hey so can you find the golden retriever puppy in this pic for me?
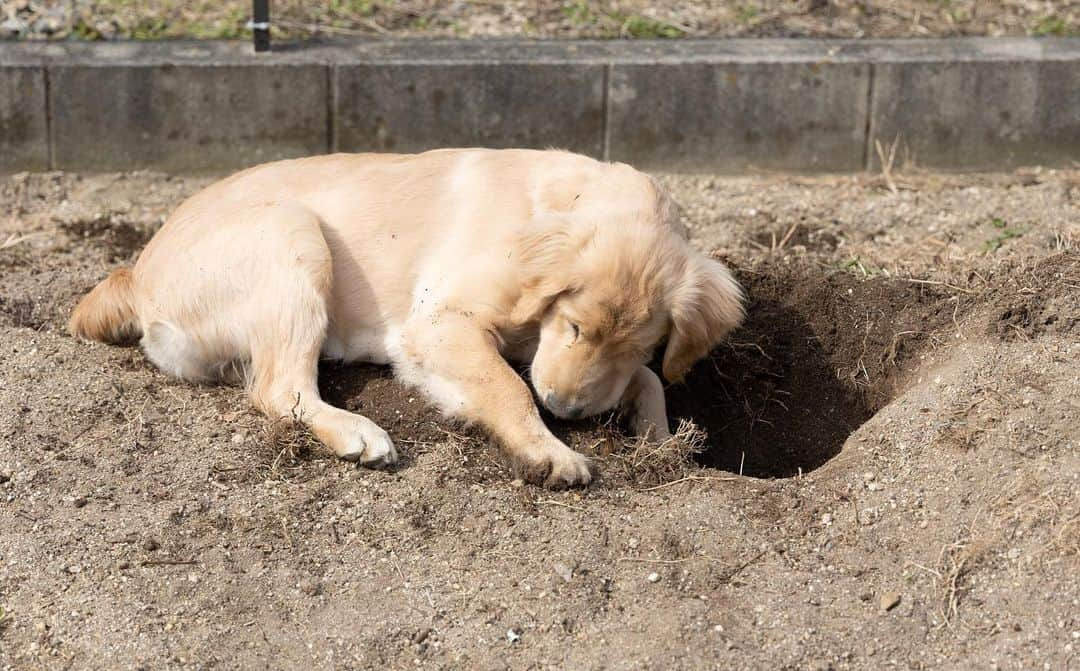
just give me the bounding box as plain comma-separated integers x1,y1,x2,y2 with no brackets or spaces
70,149,744,487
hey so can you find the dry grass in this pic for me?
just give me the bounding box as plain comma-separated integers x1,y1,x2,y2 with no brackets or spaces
935,534,987,629
925,476,1080,629
233,408,715,490
249,415,323,481
991,478,1080,559
604,419,709,487
227,410,723,490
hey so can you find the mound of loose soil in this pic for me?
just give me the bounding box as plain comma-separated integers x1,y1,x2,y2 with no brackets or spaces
1,169,1077,670
672,254,1077,477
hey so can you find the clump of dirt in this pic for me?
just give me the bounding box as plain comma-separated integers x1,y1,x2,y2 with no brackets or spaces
597,420,708,487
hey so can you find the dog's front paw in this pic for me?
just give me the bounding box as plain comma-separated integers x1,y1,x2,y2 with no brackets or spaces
515,441,593,489
336,416,399,468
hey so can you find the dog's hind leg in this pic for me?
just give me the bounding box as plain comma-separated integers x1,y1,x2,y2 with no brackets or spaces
247,335,397,467
229,205,397,467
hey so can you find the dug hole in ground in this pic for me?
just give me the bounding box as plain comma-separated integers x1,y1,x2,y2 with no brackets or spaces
0,167,1077,669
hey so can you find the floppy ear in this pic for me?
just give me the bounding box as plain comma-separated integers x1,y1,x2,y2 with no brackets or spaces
662,254,745,383
510,224,578,324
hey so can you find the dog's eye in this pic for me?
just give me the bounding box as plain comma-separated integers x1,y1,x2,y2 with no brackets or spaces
570,322,581,340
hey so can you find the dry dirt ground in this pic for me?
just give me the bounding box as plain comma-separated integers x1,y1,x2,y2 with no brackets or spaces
3,0,1077,40
0,165,1078,670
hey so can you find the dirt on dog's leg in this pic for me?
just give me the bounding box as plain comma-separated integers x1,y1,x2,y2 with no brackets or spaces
620,366,672,441
400,312,591,488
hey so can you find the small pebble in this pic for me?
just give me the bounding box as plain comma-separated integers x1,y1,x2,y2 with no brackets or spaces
880,591,902,612
552,563,573,583
143,538,160,552
298,578,322,596
73,496,88,508
647,572,661,583
411,627,431,644
506,629,521,644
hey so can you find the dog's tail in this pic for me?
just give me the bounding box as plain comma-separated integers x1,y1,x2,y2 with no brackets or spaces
69,267,141,344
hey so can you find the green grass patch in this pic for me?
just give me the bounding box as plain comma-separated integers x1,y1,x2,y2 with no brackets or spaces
188,7,248,39
131,17,169,40
330,0,376,17
1032,15,1074,36
71,18,105,40
561,2,685,38
562,1,595,26
842,256,879,277
984,218,1023,253
620,15,684,38
737,4,760,24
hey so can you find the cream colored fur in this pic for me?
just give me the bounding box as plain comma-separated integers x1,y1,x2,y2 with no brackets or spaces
69,149,744,488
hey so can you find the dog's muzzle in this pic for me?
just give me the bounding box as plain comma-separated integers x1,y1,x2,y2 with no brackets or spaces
544,393,585,420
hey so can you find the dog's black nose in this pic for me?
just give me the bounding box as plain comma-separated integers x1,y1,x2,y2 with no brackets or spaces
545,393,583,419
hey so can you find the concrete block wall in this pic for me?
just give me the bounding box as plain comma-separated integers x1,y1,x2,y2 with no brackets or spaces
0,38,1077,174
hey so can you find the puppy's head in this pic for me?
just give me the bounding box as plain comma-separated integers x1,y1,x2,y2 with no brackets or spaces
515,169,744,420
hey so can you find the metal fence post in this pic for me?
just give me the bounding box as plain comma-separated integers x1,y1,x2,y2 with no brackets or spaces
251,0,270,52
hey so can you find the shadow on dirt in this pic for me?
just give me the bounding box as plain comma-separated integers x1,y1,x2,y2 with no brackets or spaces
665,297,872,478
319,362,451,447
665,260,966,478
